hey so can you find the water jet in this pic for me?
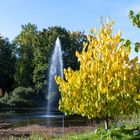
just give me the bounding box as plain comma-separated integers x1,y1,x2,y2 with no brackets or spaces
46,37,64,126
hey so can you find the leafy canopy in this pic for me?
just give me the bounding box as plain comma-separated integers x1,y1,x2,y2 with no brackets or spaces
0,36,15,92
56,19,140,119
128,10,140,52
14,23,38,88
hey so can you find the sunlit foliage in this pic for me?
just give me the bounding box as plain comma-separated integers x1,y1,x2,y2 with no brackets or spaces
56,19,140,120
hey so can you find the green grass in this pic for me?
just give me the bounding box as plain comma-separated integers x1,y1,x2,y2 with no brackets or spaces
20,127,140,140
54,127,140,140
10,127,140,140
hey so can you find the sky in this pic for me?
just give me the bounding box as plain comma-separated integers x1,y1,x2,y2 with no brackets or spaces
0,0,140,60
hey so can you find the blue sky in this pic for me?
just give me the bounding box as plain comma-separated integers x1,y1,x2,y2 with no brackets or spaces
0,0,140,60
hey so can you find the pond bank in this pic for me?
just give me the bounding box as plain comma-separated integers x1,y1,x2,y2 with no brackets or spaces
0,124,97,139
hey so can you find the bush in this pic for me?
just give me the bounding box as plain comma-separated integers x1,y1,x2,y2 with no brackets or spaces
10,87,37,107
0,93,11,107
0,87,46,108
13,87,35,99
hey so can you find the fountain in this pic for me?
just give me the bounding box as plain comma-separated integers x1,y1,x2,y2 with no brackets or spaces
47,37,63,115
44,37,64,126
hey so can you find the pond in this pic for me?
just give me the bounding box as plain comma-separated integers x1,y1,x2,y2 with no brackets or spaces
0,108,91,128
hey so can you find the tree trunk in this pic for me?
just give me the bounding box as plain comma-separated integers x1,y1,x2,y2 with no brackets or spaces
104,116,109,130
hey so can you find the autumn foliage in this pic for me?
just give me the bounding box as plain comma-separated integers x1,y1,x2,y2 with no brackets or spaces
55,19,140,120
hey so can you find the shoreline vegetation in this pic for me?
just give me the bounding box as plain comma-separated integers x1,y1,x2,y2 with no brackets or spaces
0,112,140,139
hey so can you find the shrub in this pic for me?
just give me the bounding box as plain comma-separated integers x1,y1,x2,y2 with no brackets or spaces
0,87,43,108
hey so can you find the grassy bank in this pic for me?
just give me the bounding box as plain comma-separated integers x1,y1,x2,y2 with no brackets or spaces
9,113,140,140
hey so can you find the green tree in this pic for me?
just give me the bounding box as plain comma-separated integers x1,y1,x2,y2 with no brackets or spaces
33,26,86,91
65,31,86,70
33,26,69,91
0,35,15,92
56,20,140,129
13,24,86,91
129,10,140,28
127,10,140,52
14,23,38,88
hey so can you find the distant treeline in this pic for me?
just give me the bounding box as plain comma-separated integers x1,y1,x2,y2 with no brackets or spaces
0,23,87,108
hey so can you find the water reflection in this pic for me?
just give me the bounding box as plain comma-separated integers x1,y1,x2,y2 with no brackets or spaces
0,108,89,128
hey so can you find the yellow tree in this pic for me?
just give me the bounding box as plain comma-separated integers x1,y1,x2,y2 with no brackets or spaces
55,19,140,129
